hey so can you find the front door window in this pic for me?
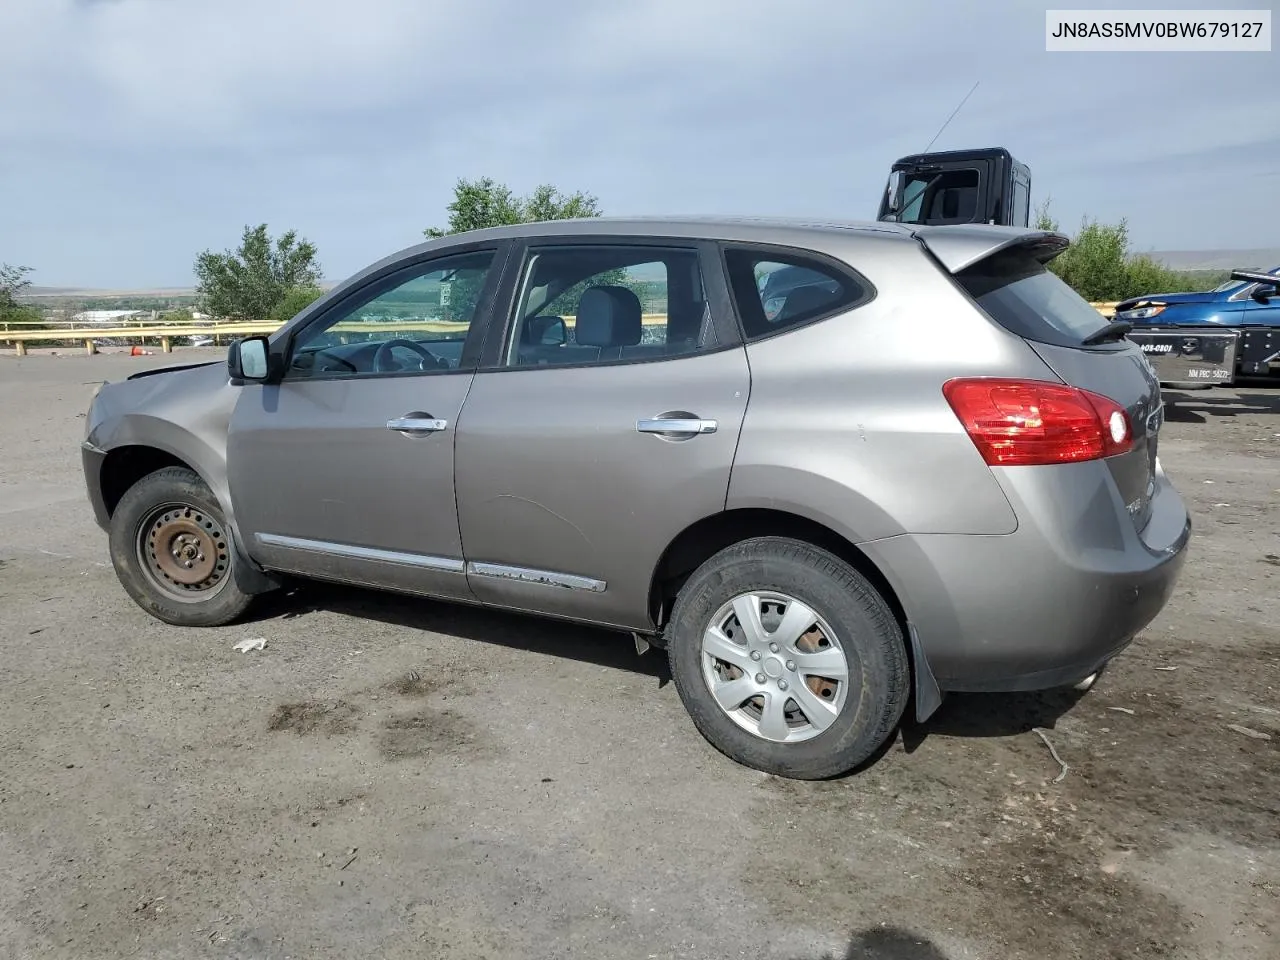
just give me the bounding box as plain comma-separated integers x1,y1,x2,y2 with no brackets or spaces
286,250,496,379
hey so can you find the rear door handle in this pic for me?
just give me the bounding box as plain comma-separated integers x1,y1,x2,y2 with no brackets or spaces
636,417,718,436
387,416,449,435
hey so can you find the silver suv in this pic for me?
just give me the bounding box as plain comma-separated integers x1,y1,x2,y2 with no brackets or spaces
81,217,1191,779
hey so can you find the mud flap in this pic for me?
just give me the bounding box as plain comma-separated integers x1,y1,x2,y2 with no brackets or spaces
227,525,283,596
908,623,943,722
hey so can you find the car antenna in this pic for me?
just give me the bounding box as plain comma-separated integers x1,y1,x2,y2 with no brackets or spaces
921,80,980,154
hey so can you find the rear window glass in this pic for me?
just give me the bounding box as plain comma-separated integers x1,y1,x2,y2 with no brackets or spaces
957,250,1110,347
724,248,870,339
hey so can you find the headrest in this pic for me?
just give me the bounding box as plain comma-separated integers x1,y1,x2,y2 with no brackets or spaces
778,283,838,322
576,286,642,347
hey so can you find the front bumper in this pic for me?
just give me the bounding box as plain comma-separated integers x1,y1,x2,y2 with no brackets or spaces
81,439,111,531
863,461,1191,692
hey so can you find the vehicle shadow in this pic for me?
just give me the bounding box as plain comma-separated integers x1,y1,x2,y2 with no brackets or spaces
898,685,1087,755
250,579,672,684
250,581,1091,750
819,683,1089,778
1164,383,1280,422
800,926,952,959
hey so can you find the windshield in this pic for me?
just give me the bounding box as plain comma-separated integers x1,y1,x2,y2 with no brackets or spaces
888,168,981,224
956,249,1110,348
1211,266,1279,294
896,176,931,222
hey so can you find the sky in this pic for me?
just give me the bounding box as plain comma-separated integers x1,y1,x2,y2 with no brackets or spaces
1,0,1276,289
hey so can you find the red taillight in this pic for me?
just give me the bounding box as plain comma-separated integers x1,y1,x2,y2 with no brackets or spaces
942,378,1133,466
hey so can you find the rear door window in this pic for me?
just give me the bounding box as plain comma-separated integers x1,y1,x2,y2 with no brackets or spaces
503,244,715,367
1011,178,1030,227
956,249,1111,348
723,248,871,339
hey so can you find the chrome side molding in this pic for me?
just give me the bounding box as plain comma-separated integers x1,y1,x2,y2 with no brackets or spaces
467,561,606,593
253,535,606,592
255,533,465,573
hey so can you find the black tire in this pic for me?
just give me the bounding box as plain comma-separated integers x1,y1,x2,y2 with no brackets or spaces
666,536,909,780
108,466,256,627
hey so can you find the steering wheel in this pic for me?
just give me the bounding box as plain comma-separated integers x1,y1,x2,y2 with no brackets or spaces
305,348,357,373
373,338,445,373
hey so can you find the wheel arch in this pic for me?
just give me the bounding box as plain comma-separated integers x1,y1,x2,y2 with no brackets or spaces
93,413,233,521
648,507,908,632
648,507,941,722
96,439,279,596
99,444,197,518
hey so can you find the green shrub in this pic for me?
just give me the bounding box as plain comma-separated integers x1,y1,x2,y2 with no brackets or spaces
1033,199,1222,301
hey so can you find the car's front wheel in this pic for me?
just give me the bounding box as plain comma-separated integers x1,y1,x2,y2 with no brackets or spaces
666,536,909,779
108,466,256,627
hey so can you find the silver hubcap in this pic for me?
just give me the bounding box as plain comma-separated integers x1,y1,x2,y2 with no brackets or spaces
700,591,850,743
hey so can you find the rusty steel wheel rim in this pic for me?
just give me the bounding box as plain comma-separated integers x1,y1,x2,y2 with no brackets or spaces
136,502,231,602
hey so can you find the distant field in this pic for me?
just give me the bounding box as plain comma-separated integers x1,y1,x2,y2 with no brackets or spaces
23,286,197,300
1137,248,1280,271
23,247,1278,300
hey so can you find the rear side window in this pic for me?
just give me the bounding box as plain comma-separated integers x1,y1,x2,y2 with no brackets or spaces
724,248,869,339
957,249,1110,348
1011,179,1030,227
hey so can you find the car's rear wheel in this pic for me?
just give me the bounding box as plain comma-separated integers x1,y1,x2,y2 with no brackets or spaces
108,466,256,627
666,536,909,779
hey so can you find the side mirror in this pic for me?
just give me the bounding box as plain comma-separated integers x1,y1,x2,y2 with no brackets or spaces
884,171,901,214
527,315,567,346
540,317,567,345
228,336,272,383
1251,284,1278,304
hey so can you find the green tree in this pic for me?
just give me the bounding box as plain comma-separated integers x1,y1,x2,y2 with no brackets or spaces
194,224,322,321
1,263,43,325
424,177,623,324
268,284,325,324
521,183,604,225
424,177,602,239
1,263,33,308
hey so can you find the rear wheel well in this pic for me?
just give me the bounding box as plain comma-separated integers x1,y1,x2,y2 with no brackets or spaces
648,508,908,637
100,446,191,517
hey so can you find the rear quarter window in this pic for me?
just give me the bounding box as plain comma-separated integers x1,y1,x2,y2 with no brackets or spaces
723,247,871,340
956,249,1112,348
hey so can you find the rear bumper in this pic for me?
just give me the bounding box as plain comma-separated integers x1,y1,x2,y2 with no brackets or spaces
863,459,1191,692
1126,325,1239,387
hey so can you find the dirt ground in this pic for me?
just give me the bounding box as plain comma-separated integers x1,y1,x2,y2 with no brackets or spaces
1,349,1276,960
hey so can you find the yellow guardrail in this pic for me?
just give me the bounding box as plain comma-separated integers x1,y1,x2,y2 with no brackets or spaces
0,320,476,356
2,321,273,356
2,305,1123,356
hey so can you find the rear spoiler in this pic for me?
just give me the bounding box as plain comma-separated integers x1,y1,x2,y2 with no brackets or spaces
911,225,1069,273
1230,269,1280,290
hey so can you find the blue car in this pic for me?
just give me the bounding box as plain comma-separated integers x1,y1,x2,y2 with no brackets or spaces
1119,267,1280,385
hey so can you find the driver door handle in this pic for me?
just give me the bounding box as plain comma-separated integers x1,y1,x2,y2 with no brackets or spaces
387,415,449,435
